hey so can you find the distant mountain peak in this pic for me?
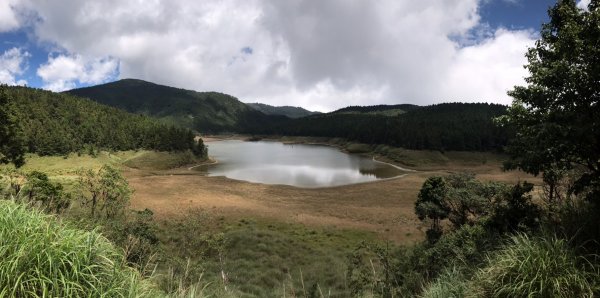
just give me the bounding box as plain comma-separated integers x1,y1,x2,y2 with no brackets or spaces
247,102,320,119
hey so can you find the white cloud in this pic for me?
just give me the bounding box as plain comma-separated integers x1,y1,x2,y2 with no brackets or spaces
12,0,536,111
0,47,29,85
577,0,591,10
0,0,21,32
36,54,119,91
441,29,535,104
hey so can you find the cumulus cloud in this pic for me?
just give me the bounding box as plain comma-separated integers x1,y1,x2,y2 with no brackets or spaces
10,0,536,110
441,29,535,104
36,54,119,91
0,47,29,85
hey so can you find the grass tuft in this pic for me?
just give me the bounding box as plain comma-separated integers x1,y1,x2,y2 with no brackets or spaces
420,267,466,298
0,200,160,297
470,233,599,298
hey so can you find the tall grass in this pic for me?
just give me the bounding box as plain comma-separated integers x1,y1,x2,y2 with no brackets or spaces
0,200,160,297
470,233,599,297
420,267,466,298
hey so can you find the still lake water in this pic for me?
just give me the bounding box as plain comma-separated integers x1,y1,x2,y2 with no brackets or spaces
197,140,405,188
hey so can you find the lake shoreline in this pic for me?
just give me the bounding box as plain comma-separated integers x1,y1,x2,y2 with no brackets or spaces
199,139,406,188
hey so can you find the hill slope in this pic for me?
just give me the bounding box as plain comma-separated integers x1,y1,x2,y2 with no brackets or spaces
247,102,320,118
66,79,283,133
2,85,204,156
331,104,421,116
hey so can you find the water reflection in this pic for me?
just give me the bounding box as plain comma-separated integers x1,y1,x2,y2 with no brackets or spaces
199,140,405,188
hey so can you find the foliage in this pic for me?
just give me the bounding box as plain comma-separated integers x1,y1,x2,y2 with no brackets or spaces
0,87,25,167
21,170,71,213
2,85,206,157
499,0,600,201
0,200,160,297
485,181,541,234
256,103,509,151
471,234,599,297
0,168,25,198
76,165,132,219
415,176,450,242
444,173,506,228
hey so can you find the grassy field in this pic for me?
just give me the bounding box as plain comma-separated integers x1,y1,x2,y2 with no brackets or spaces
155,211,381,296
0,141,541,296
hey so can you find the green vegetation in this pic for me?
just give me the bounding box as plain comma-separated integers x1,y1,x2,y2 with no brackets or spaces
255,103,509,151
2,85,206,158
499,0,600,202
247,102,320,118
471,234,598,297
0,200,159,297
153,211,381,297
0,1,598,297
390,2,600,297
123,150,201,170
332,104,419,116
67,79,285,133
0,88,25,167
67,79,508,152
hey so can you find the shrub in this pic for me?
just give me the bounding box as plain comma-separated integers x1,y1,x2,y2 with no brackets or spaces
470,234,599,297
0,200,159,297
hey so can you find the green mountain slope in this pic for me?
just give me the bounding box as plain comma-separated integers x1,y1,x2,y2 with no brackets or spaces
247,102,320,118
66,79,282,133
2,85,204,156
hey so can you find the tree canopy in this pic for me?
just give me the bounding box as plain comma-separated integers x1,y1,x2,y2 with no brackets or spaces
1,85,206,158
499,0,600,201
0,88,25,167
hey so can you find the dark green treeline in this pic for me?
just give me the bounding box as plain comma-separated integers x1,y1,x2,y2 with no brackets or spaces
250,103,510,151
1,85,206,157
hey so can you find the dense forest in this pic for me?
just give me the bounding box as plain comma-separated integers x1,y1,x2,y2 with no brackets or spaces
249,103,510,151
67,79,284,133
1,85,206,157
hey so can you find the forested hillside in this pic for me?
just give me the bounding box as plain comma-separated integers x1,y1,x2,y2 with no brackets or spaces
2,85,206,156
247,102,320,118
67,79,508,152
251,103,509,151
67,79,284,133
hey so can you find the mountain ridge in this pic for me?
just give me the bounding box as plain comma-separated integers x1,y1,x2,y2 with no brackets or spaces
246,102,320,118
66,79,283,133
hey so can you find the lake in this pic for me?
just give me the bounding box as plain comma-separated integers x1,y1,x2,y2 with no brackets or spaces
196,140,406,188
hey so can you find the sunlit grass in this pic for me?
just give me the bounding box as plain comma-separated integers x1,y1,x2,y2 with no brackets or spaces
0,200,161,297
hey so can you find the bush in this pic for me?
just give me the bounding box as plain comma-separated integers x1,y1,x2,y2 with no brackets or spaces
0,200,159,297
470,234,599,297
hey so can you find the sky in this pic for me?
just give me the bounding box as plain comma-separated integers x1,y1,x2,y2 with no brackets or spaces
0,0,591,112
